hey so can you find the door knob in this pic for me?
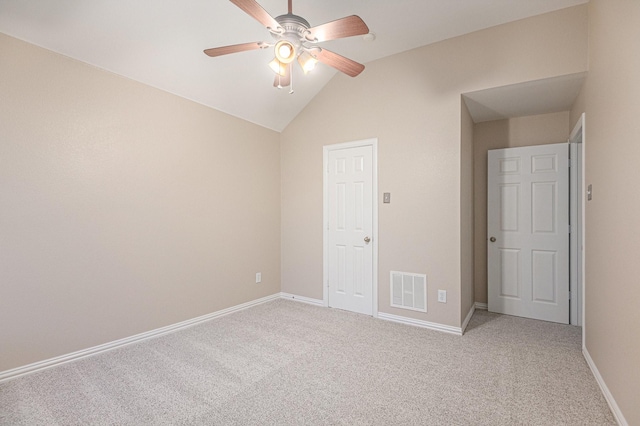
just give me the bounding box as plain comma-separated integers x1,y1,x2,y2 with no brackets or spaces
490,237,496,242
364,236,371,243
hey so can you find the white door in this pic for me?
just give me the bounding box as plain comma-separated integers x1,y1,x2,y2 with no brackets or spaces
488,143,569,324
327,145,374,315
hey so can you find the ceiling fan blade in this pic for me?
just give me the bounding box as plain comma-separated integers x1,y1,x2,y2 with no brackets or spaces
306,15,369,42
204,42,264,57
230,0,282,32
310,48,365,77
273,64,291,87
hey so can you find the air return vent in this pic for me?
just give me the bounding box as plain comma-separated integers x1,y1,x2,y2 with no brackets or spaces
390,271,427,313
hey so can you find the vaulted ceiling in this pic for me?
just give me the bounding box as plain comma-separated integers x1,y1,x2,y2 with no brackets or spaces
0,0,588,131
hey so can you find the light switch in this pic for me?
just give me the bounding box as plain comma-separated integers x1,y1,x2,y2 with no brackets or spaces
383,193,391,203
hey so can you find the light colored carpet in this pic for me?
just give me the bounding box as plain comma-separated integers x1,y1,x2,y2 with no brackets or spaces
0,299,615,425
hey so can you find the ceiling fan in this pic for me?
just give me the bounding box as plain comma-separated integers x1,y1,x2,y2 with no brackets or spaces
204,0,370,92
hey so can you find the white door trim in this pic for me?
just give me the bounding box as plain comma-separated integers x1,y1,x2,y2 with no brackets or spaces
569,113,586,334
323,138,378,317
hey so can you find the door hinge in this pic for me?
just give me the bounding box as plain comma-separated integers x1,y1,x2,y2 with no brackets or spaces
568,291,572,301
568,224,572,234
568,158,572,168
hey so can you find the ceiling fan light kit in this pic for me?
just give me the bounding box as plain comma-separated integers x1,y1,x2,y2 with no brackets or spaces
297,51,318,74
204,0,369,93
274,40,296,64
268,58,288,76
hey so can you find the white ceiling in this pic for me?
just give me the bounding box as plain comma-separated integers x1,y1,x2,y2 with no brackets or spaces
0,0,588,131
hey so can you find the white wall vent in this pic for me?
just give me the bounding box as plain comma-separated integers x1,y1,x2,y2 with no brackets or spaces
390,271,427,313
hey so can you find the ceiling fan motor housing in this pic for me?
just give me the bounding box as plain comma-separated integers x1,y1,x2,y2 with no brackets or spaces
273,14,311,51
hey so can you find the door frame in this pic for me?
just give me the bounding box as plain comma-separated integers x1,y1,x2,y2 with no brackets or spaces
323,138,379,317
569,113,586,329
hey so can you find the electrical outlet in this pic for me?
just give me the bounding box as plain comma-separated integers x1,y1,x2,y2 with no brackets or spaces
256,273,262,283
437,290,447,303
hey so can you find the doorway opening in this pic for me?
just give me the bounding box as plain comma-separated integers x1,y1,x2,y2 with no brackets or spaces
463,73,587,328
482,118,585,326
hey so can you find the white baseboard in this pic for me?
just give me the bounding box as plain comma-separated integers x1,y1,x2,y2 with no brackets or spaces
461,304,475,334
377,312,462,335
0,293,281,384
280,292,325,307
474,302,488,310
280,295,464,337
583,347,628,426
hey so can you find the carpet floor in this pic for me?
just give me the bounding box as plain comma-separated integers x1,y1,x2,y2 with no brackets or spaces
0,299,615,425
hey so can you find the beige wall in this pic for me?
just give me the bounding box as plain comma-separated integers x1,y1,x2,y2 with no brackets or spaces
0,34,281,372
281,6,588,328
571,1,640,423
460,100,475,323
472,112,571,304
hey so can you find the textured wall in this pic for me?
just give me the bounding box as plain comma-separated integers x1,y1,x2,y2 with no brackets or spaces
571,1,640,423
281,6,588,328
0,34,281,372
